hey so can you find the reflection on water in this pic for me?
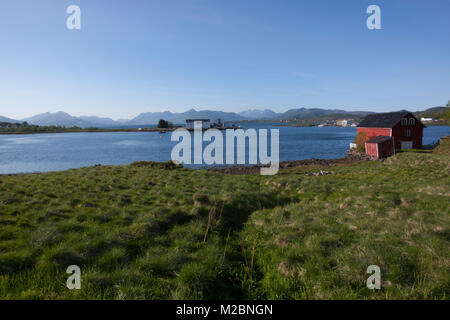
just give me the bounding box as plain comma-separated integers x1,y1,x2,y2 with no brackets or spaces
4,136,46,144
113,140,148,147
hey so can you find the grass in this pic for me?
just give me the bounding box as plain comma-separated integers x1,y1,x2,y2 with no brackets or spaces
0,139,449,300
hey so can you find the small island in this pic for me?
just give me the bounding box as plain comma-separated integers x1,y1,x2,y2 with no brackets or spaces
0,120,181,135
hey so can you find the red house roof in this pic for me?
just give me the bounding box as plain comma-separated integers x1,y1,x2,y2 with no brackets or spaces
366,135,393,144
358,111,426,128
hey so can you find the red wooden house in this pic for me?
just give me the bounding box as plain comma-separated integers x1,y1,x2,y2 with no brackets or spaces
357,111,426,152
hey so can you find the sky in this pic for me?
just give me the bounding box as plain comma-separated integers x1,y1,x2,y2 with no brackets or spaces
0,0,449,120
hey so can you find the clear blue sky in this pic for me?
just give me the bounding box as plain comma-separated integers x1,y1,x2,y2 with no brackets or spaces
0,0,449,119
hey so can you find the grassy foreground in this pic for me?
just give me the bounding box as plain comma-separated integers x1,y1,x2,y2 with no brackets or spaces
0,140,449,299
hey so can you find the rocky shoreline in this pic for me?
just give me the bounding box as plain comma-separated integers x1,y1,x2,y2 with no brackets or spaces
206,149,375,175
0,149,376,177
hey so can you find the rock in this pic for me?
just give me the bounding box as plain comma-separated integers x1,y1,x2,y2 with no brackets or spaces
345,149,375,161
305,170,334,176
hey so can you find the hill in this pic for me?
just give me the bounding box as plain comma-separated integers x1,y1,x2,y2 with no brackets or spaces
278,108,373,120
23,112,93,127
0,116,19,123
78,116,121,127
238,109,280,120
21,112,119,128
414,106,449,119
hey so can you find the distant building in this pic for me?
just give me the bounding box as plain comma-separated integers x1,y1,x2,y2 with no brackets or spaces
211,118,224,128
357,111,425,150
337,120,348,126
186,119,211,129
420,117,433,122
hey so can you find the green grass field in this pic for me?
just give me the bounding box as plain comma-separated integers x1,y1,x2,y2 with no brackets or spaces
0,139,449,299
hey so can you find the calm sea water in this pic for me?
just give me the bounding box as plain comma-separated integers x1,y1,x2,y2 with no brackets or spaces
0,124,448,174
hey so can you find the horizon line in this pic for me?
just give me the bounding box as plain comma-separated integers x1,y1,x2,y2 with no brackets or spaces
2,105,445,121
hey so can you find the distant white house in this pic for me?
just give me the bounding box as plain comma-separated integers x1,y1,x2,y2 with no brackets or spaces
186,119,211,129
420,117,433,122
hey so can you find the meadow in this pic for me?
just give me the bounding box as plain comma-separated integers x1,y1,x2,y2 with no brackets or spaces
0,139,448,299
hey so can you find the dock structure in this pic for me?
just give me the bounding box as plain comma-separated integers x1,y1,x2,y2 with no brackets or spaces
186,119,211,130
185,119,239,131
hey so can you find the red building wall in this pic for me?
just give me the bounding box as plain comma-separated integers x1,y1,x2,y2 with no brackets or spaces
365,138,394,159
391,121,423,149
356,127,391,147
379,138,395,157
365,142,378,158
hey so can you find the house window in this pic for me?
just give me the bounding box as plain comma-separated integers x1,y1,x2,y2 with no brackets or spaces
401,118,408,125
409,118,415,125
405,129,411,137
413,140,416,145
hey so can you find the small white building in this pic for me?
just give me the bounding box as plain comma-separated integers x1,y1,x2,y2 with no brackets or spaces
420,117,433,122
336,120,348,126
186,119,211,129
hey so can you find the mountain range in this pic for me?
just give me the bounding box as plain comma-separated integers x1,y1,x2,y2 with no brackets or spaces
1,106,445,128
2,108,368,127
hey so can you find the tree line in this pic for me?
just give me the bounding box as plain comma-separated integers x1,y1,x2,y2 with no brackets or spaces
0,121,99,133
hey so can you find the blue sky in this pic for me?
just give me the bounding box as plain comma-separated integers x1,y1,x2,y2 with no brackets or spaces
0,0,449,119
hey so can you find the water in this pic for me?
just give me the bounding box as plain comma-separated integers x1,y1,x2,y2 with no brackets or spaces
0,124,448,174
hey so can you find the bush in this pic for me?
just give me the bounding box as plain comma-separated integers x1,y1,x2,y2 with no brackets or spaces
356,131,367,151
157,119,171,128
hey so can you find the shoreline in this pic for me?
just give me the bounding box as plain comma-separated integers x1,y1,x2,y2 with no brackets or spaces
0,153,367,177
205,148,374,174
1,122,447,135
0,126,240,135
0,127,179,135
